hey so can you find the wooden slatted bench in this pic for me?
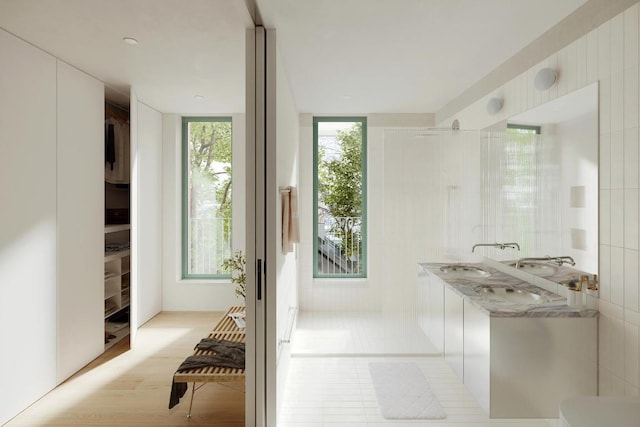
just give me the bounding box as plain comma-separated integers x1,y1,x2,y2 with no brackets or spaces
207,305,245,332
170,306,245,418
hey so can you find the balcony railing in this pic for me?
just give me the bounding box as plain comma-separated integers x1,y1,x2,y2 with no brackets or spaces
188,217,231,275
317,216,363,275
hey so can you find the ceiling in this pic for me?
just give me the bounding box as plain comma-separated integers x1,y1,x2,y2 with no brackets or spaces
0,0,588,114
0,0,253,113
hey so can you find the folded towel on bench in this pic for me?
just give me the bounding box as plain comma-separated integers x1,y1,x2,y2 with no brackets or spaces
195,338,245,353
169,381,189,409
177,354,245,372
168,341,245,409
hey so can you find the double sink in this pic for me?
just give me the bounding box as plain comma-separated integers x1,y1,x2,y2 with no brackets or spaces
438,261,558,306
440,261,557,278
476,286,547,304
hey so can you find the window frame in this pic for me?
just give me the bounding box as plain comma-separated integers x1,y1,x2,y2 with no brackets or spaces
181,116,233,280
313,116,368,279
507,123,541,134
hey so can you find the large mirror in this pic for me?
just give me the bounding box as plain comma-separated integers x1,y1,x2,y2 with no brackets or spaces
481,82,598,274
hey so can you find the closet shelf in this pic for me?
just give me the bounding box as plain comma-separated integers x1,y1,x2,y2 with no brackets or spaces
105,288,119,299
104,325,130,352
105,224,130,233
104,249,130,262
105,303,129,320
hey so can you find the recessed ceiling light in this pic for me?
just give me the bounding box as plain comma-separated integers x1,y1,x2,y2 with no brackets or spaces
122,37,139,45
194,95,205,100
341,95,352,100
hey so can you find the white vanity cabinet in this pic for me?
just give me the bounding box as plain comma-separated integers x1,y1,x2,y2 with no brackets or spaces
419,263,598,419
444,286,464,381
463,301,598,418
463,300,491,414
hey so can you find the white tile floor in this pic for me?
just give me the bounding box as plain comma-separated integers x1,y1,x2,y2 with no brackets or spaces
293,311,437,355
280,356,558,427
282,312,558,427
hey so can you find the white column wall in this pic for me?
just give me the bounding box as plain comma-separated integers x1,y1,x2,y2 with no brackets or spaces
161,113,246,311
56,60,104,382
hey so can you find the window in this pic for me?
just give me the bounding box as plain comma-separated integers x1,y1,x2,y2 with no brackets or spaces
313,117,367,278
507,123,541,134
182,117,232,279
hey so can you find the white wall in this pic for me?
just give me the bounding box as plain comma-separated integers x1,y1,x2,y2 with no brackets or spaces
56,60,104,382
161,113,246,311
438,4,640,397
274,46,299,423
132,101,163,325
0,28,58,426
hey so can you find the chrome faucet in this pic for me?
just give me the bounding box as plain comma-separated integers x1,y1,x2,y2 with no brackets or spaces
515,255,575,268
550,256,576,266
472,242,521,253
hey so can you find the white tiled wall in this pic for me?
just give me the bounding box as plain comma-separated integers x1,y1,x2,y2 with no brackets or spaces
438,3,640,398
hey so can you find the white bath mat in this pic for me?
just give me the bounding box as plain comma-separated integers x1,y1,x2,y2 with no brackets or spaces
369,362,446,420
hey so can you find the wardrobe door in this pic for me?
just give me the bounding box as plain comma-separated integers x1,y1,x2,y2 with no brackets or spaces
130,98,163,333
0,29,57,426
56,60,104,382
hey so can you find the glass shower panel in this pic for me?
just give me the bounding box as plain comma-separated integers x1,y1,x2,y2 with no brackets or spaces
376,128,483,353
378,128,441,354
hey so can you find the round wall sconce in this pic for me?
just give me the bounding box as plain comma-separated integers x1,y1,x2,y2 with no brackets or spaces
122,37,139,45
486,97,503,115
534,68,557,91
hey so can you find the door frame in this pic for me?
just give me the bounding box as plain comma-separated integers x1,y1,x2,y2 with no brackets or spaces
246,25,277,427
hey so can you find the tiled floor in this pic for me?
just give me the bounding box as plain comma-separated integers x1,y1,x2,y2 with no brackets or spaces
293,311,437,355
280,356,557,427
283,312,557,427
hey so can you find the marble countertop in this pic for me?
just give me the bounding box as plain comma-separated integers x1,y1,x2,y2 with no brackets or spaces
498,258,595,286
419,262,599,318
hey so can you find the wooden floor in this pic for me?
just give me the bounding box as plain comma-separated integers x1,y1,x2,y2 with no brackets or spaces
4,312,245,427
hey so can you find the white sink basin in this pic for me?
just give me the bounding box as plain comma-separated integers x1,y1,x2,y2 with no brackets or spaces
478,287,546,304
509,262,558,277
440,264,491,278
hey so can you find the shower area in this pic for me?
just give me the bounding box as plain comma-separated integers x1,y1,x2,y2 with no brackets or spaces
292,125,564,356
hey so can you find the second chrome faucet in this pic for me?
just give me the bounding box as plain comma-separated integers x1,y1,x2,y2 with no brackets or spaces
472,242,521,253
515,255,575,268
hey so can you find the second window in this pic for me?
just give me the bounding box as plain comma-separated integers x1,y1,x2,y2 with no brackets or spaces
313,117,367,278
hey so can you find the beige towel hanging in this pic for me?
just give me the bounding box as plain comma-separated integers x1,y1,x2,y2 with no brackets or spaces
289,186,300,243
281,186,300,254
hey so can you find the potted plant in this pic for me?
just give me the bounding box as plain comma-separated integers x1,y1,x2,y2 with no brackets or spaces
222,250,246,300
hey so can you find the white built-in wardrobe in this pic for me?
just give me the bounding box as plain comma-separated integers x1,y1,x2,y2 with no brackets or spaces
0,29,104,424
